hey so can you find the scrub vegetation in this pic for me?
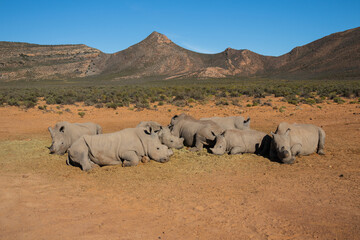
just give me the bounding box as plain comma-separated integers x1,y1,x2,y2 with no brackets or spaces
0,78,359,110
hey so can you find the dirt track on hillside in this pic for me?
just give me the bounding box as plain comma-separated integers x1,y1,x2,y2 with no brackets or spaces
0,98,359,239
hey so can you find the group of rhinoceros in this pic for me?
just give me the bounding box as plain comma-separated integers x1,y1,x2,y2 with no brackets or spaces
48,113,326,171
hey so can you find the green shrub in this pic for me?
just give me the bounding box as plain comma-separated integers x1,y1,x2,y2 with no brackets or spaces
78,111,85,118
0,79,359,110
135,100,150,109
94,103,103,108
252,99,261,106
333,96,345,104
187,98,195,103
106,102,117,110
215,99,229,106
302,98,316,105
173,100,187,107
24,100,37,108
8,98,19,106
284,95,299,105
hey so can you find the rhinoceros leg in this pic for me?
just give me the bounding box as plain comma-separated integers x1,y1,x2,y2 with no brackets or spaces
122,151,141,167
191,127,217,151
188,134,204,151
68,139,93,171
291,143,302,156
230,146,245,155
141,156,150,163
317,128,326,155
79,152,93,171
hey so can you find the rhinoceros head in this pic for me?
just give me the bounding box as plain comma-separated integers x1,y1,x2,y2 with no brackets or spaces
210,132,227,155
158,126,184,149
143,128,174,163
48,123,70,155
169,113,188,128
169,114,179,129
271,129,294,164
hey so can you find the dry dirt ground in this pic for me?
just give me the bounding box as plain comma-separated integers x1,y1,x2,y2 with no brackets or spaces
0,97,359,240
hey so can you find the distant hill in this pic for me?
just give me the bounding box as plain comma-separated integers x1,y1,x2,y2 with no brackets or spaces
267,27,360,78
0,27,359,81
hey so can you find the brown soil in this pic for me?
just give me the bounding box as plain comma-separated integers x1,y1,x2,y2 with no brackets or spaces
0,97,359,239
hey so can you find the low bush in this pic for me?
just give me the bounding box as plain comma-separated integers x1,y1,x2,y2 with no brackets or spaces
78,111,85,118
0,79,358,109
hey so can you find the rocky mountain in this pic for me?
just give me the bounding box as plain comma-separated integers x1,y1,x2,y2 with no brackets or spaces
0,42,108,81
268,27,360,78
0,27,359,81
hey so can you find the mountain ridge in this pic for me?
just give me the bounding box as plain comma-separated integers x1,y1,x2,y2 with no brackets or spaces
1,27,359,81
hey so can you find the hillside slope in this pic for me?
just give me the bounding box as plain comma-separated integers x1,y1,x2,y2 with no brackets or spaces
0,27,359,81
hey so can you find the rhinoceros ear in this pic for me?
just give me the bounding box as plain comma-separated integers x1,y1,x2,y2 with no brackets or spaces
154,125,162,134
172,115,178,120
244,117,251,127
59,126,65,133
285,128,291,136
144,126,153,135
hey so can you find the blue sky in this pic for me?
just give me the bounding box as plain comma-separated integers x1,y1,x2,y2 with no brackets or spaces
0,0,359,56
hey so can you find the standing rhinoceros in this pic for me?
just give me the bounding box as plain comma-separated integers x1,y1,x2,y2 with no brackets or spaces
169,113,224,151
67,127,174,171
270,122,326,164
48,121,102,155
200,116,251,130
210,129,269,155
136,121,184,149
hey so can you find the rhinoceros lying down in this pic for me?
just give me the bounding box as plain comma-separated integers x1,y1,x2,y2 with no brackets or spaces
137,121,162,132
270,122,326,164
136,121,184,149
200,116,251,130
67,127,174,171
48,121,102,155
169,113,224,151
210,129,270,155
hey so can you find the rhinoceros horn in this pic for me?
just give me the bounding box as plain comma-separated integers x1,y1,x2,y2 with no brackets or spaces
48,127,54,137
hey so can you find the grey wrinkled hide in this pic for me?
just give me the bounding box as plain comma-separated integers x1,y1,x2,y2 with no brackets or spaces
157,127,184,149
136,121,184,149
210,129,268,155
48,121,102,155
136,121,162,132
200,116,251,130
67,127,174,171
169,113,224,151
270,122,326,164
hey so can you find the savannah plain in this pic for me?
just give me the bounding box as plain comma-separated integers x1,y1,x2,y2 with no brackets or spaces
0,91,359,239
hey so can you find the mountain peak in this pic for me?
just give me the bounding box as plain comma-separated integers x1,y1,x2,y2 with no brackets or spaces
144,31,172,45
